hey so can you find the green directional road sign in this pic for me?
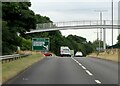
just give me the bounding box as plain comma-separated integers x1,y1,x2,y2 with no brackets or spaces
32,38,50,51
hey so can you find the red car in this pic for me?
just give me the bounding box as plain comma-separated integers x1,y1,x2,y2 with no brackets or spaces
42,51,52,56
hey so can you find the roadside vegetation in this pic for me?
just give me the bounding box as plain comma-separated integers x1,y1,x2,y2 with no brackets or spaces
2,52,44,84
87,49,119,62
88,34,120,62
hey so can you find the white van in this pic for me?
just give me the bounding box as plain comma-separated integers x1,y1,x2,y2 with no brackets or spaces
60,46,71,57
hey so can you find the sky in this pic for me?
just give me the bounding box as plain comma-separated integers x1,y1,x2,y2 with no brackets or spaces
30,0,119,46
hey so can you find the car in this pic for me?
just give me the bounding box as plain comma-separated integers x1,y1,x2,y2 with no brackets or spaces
60,46,71,57
42,51,52,56
75,51,83,57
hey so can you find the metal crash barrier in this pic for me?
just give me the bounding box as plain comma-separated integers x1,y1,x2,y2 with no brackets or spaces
0,54,32,63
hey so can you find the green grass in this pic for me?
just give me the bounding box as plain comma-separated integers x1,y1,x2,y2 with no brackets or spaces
2,54,44,84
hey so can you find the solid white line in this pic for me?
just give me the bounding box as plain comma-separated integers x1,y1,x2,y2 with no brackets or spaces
95,80,101,84
86,70,93,76
81,66,86,70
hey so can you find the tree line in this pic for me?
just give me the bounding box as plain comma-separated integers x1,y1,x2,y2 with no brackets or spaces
2,2,120,55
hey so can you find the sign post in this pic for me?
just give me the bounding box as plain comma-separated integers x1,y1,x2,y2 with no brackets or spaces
32,38,49,51
70,50,74,57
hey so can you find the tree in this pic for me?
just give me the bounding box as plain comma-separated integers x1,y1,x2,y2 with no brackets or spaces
21,38,32,50
65,35,94,56
2,21,22,55
92,40,104,50
2,2,36,33
110,34,120,48
117,34,120,44
2,2,36,55
35,14,52,23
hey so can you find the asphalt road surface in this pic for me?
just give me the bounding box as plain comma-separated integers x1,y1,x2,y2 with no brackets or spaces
6,56,118,84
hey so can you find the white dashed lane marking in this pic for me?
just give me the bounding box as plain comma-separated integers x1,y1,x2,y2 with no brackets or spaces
85,70,93,76
81,65,86,70
78,63,82,66
71,57,102,84
95,80,102,84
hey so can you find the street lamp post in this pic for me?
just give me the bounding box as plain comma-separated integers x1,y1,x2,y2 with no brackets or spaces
100,12,102,51
111,0,114,48
103,20,106,51
94,10,107,52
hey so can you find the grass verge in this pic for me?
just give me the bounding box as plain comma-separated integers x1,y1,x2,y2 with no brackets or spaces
87,49,119,62
2,53,44,84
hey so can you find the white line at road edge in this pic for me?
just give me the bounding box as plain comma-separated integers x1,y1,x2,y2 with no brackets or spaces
85,70,93,76
95,80,101,84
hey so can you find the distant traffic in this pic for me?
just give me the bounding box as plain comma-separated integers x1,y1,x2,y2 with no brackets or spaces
60,46,83,57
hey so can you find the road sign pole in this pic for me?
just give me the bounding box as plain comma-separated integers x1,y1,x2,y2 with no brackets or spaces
32,38,33,51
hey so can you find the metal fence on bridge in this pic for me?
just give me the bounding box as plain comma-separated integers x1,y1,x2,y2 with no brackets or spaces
36,20,119,29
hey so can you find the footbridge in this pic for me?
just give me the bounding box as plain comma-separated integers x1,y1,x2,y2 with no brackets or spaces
26,20,119,34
